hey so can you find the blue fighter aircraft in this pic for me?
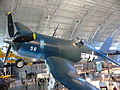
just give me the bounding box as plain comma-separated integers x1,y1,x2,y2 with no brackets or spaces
3,12,120,90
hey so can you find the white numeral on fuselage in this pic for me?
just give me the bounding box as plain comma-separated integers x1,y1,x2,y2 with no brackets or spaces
30,46,37,51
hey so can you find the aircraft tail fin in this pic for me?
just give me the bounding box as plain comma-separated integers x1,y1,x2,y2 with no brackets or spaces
99,37,112,54
97,37,112,61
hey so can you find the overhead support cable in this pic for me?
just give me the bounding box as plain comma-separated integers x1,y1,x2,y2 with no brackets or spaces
111,25,120,37
68,0,104,40
89,12,114,45
35,0,49,33
9,0,19,14
35,0,63,35
111,24,120,50
46,0,63,36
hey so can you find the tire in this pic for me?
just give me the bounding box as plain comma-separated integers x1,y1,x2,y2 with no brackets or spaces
15,59,24,68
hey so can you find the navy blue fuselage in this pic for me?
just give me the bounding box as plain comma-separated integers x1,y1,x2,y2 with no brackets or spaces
13,33,91,63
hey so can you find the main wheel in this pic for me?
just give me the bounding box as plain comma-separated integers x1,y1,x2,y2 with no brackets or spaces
15,59,24,68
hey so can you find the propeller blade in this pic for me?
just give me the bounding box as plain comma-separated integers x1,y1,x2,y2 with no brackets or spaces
82,40,120,66
4,45,11,63
8,12,14,37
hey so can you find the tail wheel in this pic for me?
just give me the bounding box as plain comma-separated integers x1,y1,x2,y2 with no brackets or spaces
15,59,24,68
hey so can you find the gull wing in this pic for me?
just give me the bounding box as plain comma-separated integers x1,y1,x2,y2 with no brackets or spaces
46,56,99,90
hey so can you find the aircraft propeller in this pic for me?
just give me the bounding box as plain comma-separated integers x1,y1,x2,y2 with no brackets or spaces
4,12,36,64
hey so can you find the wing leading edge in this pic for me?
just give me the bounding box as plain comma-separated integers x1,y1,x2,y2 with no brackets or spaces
46,56,99,90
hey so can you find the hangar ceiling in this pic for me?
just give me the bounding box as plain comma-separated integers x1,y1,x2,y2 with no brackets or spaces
0,0,120,49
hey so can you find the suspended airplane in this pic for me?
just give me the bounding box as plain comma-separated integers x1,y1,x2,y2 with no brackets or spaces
3,12,120,90
0,49,44,67
0,49,22,59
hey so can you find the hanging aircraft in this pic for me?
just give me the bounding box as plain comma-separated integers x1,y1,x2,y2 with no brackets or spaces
3,12,120,90
0,49,22,59
0,49,44,67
